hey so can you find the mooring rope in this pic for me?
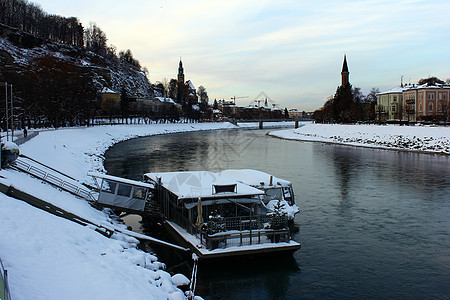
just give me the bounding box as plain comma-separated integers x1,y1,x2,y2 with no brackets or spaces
187,253,199,299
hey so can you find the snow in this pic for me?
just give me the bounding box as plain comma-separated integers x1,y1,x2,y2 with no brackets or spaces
1,122,241,300
265,200,299,220
269,123,450,155
101,87,118,94
144,170,265,199
155,97,176,103
17,123,237,185
171,274,190,286
377,85,408,95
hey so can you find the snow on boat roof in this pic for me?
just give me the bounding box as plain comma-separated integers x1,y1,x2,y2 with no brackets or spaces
144,170,265,199
88,172,154,189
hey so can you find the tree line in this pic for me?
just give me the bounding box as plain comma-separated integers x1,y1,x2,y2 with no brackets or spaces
0,0,84,46
312,84,379,123
0,0,141,69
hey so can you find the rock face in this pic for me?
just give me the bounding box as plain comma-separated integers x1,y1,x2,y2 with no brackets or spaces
0,23,157,99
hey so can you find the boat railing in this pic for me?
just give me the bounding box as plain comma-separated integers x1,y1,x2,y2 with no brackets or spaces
170,210,291,250
204,228,291,250
223,215,288,231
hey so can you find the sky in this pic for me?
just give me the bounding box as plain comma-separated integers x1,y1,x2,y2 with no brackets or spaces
32,0,450,111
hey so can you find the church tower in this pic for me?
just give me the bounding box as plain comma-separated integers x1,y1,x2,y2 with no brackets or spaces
178,59,185,85
341,54,349,87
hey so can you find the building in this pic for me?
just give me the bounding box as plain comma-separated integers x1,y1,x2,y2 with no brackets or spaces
176,59,198,105
376,86,406,121
402,83,450,122
341,54,349,87
100,87,120,115
186,80,197,104
288,109,302,119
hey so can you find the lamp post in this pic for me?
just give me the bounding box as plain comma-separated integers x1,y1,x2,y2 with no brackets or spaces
3,82,13,142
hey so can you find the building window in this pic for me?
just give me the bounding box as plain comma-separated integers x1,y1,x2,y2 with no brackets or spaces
391,106,396,112
444,93,447,100
428,102,433,111
428,93,434,100
419,94,423,100
439,93,442,100
393,96,397,102
419,103,423,111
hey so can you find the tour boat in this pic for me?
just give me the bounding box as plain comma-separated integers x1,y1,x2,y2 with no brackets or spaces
143,169,301,259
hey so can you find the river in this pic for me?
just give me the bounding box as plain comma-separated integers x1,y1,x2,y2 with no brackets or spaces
104,128,450,299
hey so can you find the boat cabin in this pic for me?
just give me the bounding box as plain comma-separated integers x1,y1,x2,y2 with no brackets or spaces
89,172,154,213
218,169,295,205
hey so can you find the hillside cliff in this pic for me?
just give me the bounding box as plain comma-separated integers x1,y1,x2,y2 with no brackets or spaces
0,23,158,99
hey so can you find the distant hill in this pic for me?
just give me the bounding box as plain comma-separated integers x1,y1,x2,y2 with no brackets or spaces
0,22,157,98
0,21,160,128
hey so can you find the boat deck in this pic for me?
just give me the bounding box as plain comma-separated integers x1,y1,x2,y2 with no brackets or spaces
165,221,301,260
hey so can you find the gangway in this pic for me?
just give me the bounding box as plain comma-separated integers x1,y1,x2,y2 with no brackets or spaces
10,155,96,202
9,155,161,216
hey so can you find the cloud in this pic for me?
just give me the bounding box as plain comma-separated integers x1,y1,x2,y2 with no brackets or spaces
34,0,450,110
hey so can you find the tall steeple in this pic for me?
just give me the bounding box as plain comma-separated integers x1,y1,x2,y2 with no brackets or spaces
341,54,349,87
178,58,185,84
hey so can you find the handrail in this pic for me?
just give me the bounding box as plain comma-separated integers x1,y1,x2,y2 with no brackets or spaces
10,158,96,202
204,228,291,250
0,257,12,300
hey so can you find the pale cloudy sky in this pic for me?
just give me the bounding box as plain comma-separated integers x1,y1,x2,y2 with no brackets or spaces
34,0,450,111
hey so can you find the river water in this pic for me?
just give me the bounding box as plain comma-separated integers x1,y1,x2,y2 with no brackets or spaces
104,128,450,299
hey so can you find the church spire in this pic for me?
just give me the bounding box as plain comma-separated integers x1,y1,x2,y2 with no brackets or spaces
341,54,349,86
178,58,185,84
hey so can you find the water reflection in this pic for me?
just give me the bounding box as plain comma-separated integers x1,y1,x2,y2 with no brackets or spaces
199,255,298,299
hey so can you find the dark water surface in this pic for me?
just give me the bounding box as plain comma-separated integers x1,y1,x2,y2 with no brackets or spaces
104,129,450,299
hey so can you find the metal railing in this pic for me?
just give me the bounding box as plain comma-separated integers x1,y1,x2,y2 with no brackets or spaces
0,257,12,300
10,158,96,202
169,207,291,250
204,228,291,250
222,215,287,231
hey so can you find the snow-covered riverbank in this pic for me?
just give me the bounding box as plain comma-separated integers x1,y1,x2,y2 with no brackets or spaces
0,122,242,300
269,123,450,155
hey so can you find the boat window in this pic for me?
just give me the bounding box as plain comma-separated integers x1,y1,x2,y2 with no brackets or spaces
117,184,132,197
283,187,294,203
265,188,282,201
133,187,147,200
213,184,237,194
102,180,117,194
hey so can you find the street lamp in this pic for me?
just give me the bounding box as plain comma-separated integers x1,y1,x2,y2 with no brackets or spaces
2,82,14,142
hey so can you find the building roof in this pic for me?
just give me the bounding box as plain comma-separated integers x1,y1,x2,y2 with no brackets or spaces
154,97,176,104
377,86,408,95
101,87,118,94
406,83,450,90
186,80,196,90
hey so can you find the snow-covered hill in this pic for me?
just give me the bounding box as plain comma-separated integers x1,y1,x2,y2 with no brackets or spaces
0,23,157,99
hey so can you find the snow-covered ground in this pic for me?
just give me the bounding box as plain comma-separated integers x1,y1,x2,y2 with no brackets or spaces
269,123,450,155
0,122,245,300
